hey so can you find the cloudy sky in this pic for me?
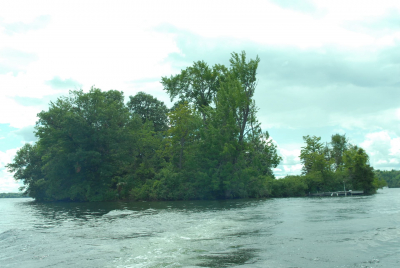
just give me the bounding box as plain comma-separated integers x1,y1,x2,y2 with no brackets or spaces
1,0,399,192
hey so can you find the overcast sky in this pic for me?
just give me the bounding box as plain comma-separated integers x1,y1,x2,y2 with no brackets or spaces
1,0,399,192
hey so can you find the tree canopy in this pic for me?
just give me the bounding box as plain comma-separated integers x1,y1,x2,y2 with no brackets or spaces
272,134,384,197
374,169,400,188
7,52,282,201
7,52,382,202
127,91,168,132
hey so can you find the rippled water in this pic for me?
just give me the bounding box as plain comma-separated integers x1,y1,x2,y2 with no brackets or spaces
0,188,399,268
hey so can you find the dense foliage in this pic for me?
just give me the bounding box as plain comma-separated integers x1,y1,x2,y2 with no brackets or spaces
271,134,386,197
374,170,400,188
7,52,282,201
7,52,383,201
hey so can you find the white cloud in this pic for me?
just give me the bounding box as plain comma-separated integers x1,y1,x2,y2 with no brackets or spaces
0,1,181,128
279,147,301,165
361,131,400,170
336,108,400,135
0,148,18,170
273,145,303,177
1,0,400,190
282,163,303,173
0,95,42,128
0,169,20,193
1,0,399,129
316,0,400,19
0,148,20,193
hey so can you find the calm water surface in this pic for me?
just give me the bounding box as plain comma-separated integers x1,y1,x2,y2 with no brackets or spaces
0,188,399,268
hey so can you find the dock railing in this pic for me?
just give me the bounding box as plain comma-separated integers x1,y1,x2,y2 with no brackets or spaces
310,190,364,197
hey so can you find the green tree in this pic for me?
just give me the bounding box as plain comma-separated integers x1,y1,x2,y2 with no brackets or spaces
343,145,375,193
166,102,201,170
372,176,387,189
300,135,325,175
330,133,348,171
7,52,284,202
299,135,340,192
127,92,168,132
161,61,228,123
32,88,138,201
228,52,260,144
374,169,400,188
6,143,45,199
161,51,259,135
197,70,279,198
161,51,279,199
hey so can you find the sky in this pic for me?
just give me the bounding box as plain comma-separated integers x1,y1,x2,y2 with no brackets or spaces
1,0,399,192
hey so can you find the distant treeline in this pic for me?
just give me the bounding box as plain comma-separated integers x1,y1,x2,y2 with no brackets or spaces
6,52,383,202
375,170,400,188
0,193,29,198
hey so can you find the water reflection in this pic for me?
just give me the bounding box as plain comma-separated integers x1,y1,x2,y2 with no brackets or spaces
17,198,272,227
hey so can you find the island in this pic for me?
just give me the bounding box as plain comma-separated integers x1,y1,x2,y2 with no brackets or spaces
6,52,385,202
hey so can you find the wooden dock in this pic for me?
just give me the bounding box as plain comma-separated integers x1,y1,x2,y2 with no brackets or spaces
310,190,364,197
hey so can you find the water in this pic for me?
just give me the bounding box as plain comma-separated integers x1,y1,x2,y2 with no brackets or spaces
0,188,399,268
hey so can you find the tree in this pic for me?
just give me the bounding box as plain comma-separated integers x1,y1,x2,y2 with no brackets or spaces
246,130,281,176
32,88,138,201
300,135,324,175
195,68,279,198
127,92,168,132
7,52,284,202
161,51,259,136
330,133,348,171
343,146,375,193
161,51,279,199
228,51,260,144
161,61,228,123
299,135,339,192
166,102,201,170
374,169,400,188
6,143,45,199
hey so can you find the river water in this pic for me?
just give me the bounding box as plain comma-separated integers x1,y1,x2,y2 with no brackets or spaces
0,188,399,268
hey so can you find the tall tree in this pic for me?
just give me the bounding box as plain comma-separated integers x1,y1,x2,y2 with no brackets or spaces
300,135,324,175
161,61,227,123
228,51,260,144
